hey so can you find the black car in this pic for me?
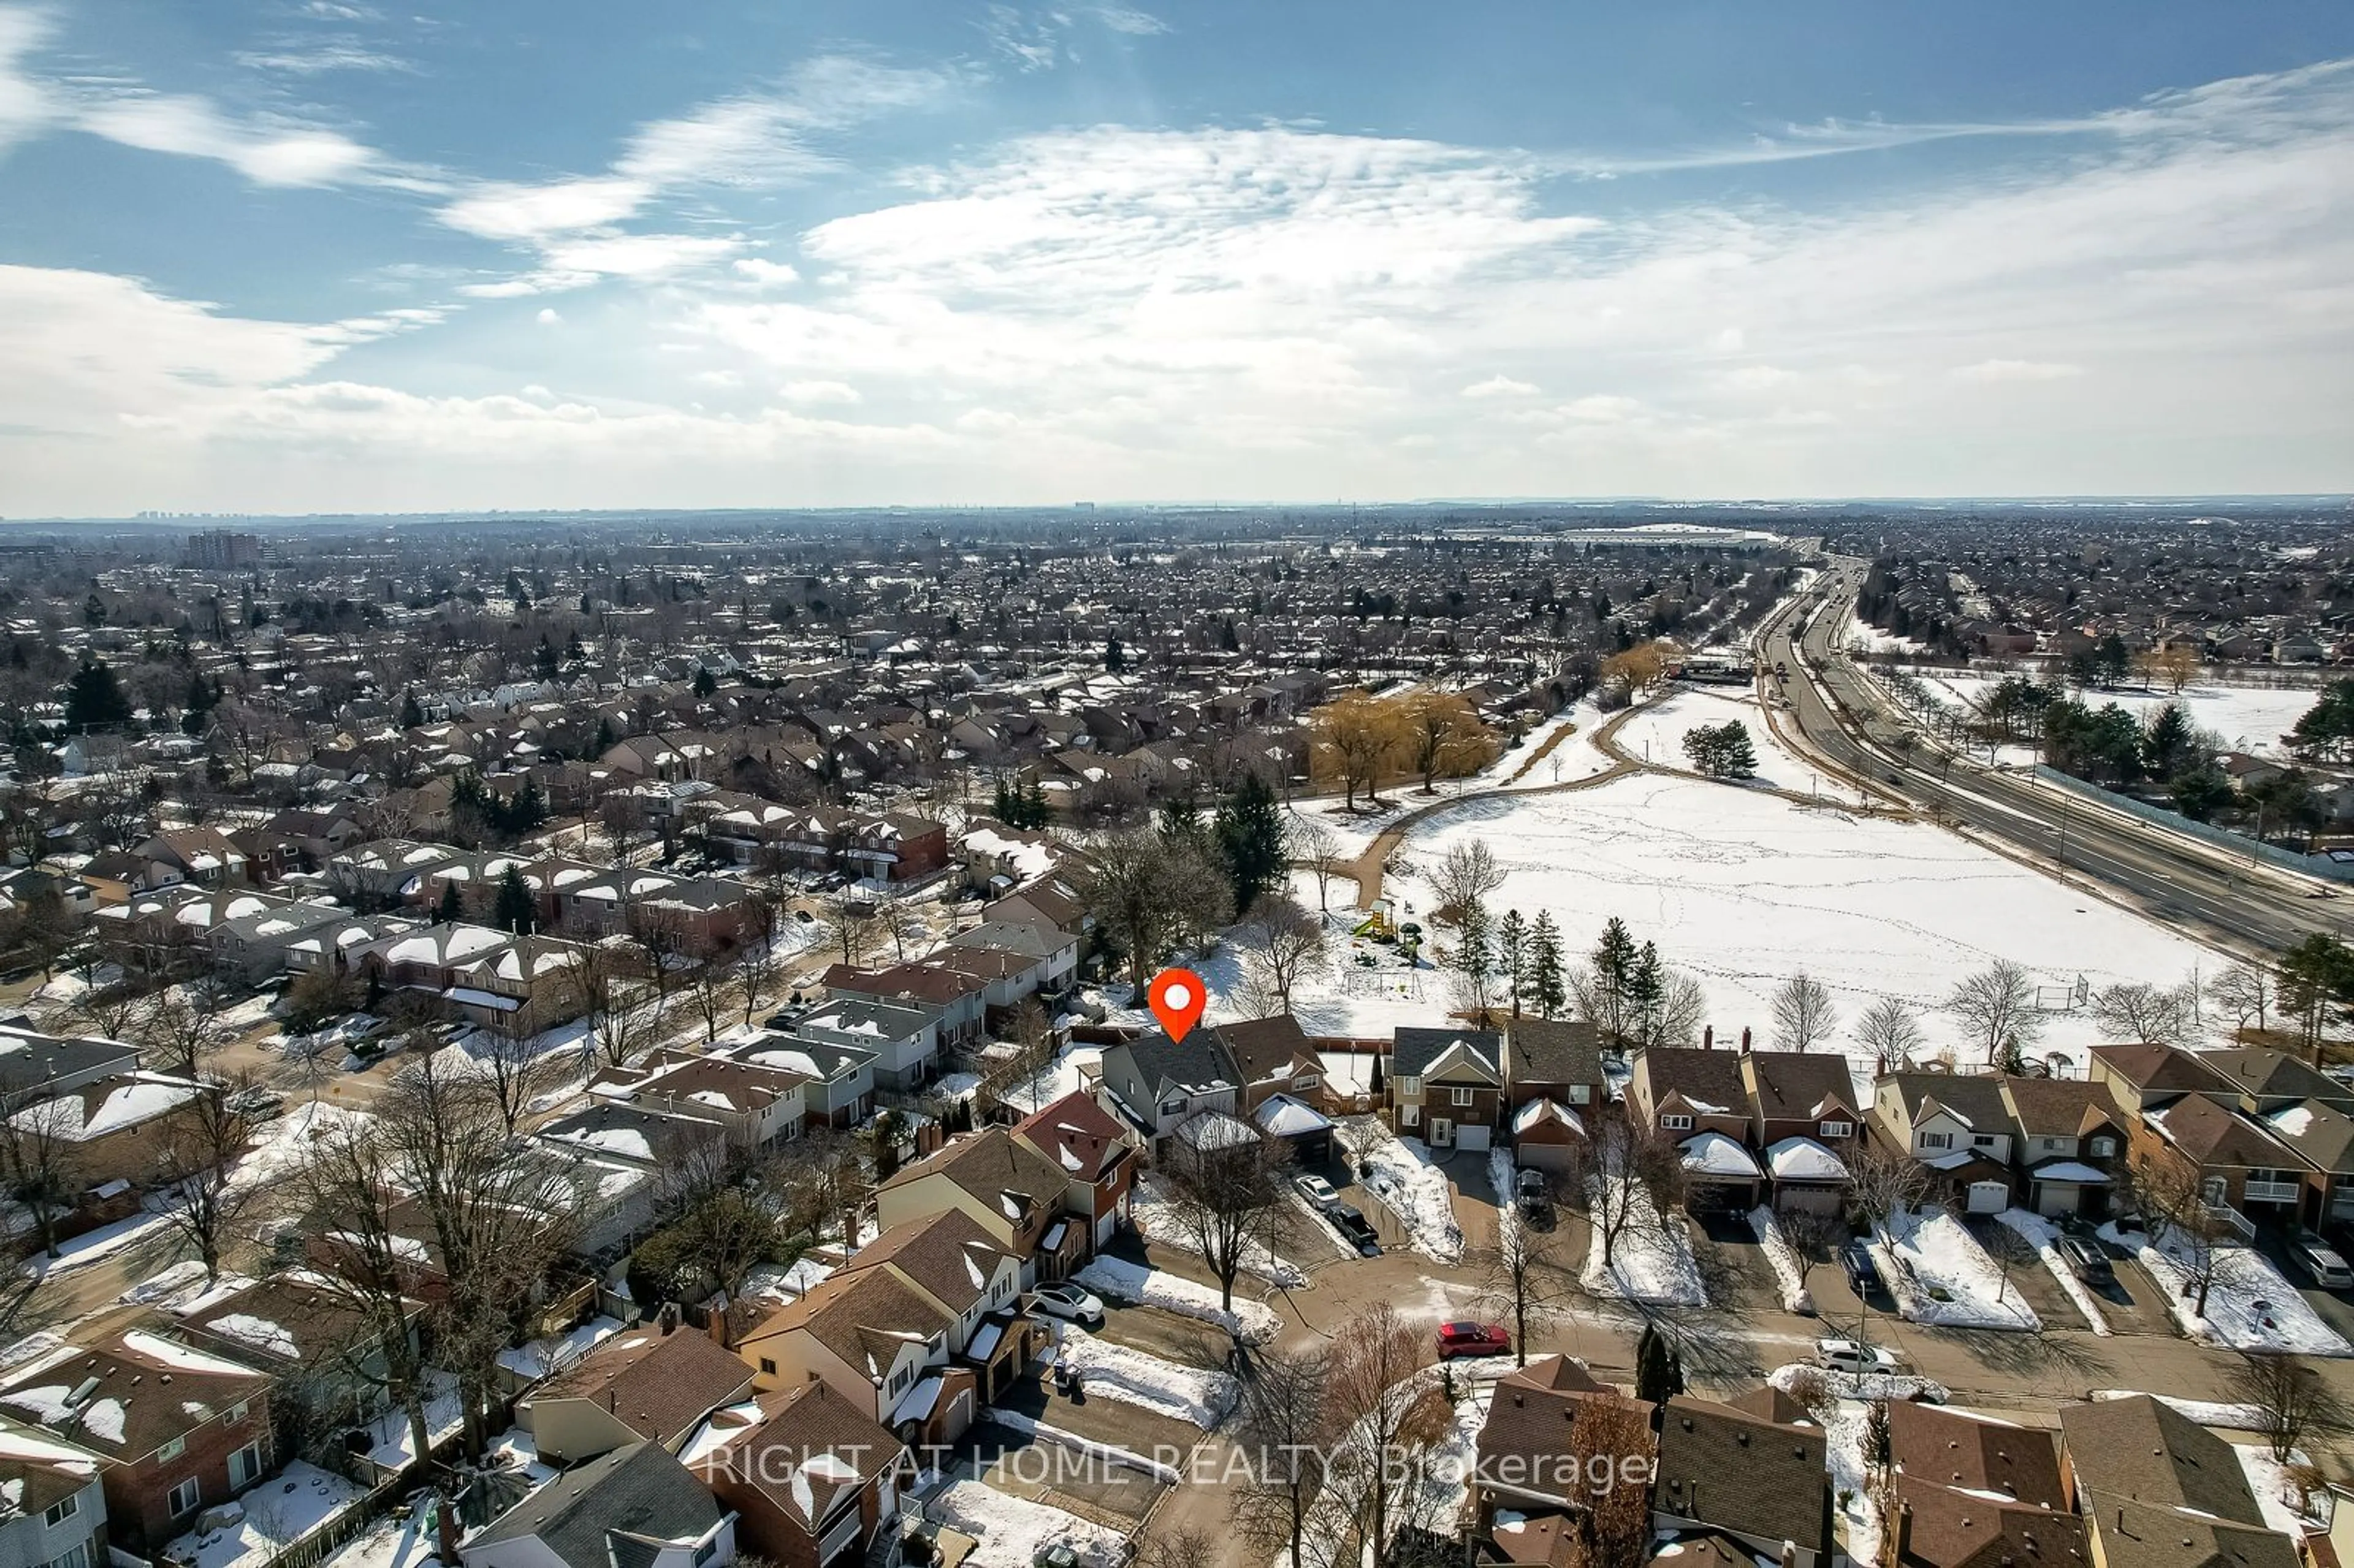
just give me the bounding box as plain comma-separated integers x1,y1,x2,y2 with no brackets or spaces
1842,1241,1883,1295
2053,1235,2114,1287
1328,1202,1382,1257
1514,1168,1550,1218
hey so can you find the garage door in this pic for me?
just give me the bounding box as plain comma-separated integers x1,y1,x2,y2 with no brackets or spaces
1967,1181,2010,1214
1456,1124,1491,1152
1518,1142,1578,1172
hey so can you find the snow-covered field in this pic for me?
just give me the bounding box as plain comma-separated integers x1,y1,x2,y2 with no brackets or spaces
1915,672,2322,761
1341,1121,1463,1264
1993,1209,2110,1334
2103,1223,2353,1357
1072,1256,1281,1342
1052,1326,1239,1428
1581,1178,1707,1307
1748,1205,1816,1314
926,1479,1129,1568
1872,1206,2040,1332
1613,686,1818,794
1129,1173,1306,1288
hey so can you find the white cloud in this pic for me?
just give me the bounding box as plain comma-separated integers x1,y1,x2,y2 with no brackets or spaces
538,232,742,278
0,6,56,153
733,257,800,287
1091,6,1170,36
438,175,650,242
779,379,860,405
1954,359,2085,382
535,307,560,325
1461,375,1539,398
234,42,411,76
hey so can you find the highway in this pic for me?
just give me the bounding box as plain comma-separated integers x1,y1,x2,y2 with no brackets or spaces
1757,561,2345,957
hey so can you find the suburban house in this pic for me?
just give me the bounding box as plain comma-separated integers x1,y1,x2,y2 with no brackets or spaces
728,1268,977,1453
787,999,939,1094
2262,1097,2354,1230
2058,1396,2300,1568
1883,1401,2086,1568
1386,1026,1503,1151
590,1051,810,1152
1742,1049,1862,1214
2085,1043,2229,1122
687,1382,911,1568
729,1033,877,1129
2131,1091,2308,1218
1870,1073,2019,1214
0,1325,275,1552
1010,1091,1138,1254
1214,1013,1330,1114
1092,1026,1242,1147
175,1273,419,1445
833,1209,1034,1404
1650,1393,1834,1568
1628,1048,1761,1211
939,920,1079,1002
522,1320,755,1466
1467,1355,1623,1532
205,899,354,982
0,1421,109,1568
817,965,987,1057
1499,1018,1607,1116
1998,1077,2130,1218
872,1128,1091,1284
460,1441,736,1568
0,1028,140,1103
347,921,590,1038
2200,1046,2354,1118
7,1071,219,1192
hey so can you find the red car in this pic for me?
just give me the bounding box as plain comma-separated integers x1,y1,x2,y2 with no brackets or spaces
1436,1320,1510,1360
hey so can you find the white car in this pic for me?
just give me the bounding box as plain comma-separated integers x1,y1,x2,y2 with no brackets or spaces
1029,1282,1107,1326
1294,1174,1339,1211
1814,1338,1903,1375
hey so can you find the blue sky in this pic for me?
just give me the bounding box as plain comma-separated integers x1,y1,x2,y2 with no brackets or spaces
2,2,2351,515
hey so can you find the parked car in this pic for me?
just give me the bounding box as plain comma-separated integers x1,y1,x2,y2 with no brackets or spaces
1327,1202,1382,1257
1295,1174,1339,1211
1514,1168,1550,1217
223,1087,285,1122
1841,1241,1882,1296
2289,1230,2354,1290
1814,1338,1903,1376
2053,1235,2114,1287
1436,1321,1511,1360
1028,1283,1106,1327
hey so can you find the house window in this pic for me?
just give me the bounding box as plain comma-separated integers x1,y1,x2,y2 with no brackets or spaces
1661,1114,1693,1132
227,1400,249,1423
1569,1084,1591,1105
1919,1132,1952,1151
1451,1087,1476,1108
1293,1074,1320,1091
1398,1076,1421,1098
158,1437,186,1463
888,1364,912,1396
694,1539,722,1568
1160,1098,1186,1117
760,1357,778,1375
1819,1121,1852,1140
1971,1135,1997,1147
2040,1138,2059,1152
2090,1136,2116,1157
42,1494,77,1528
228,1441,265,1491
1401,1105,1420,1128
168,1479,202,1518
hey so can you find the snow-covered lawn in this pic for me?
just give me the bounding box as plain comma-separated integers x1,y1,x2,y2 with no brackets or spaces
1615,686,1817,794
1129,1173,1306,1288
362,1371,464,1470
2237,1444,2331,1537
1051,1326,1239,1429
1342,1119,1463,1264
1815,1398,1883,1564
1580,1178,1706,1307
1993,1209,2109,1334
15,1205,178,1281
165,1461,367,1568
498,1316,625,1382
1748,1206,1816,1314
1916,672,2322,763
1872,1206,2040,1332
2103,1223,2353,1357
1072,1256,1281,1343
925,1480,1128,1568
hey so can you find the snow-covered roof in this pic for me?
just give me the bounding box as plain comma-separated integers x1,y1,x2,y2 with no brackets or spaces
1765,1136,1848,1182
2029,1160,2111,1184
1678,1130,1763,1179
1252,1094,1332,1138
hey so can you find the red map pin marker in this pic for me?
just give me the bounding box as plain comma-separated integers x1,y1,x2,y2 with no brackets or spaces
1147,967,1206,1043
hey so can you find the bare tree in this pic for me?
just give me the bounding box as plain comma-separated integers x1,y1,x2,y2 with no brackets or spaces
1845,1139,1930,1228
625,904,693,1005
151,1083,256,1284
1855,997,1925,1070
1944,959,2044,1065
467,1030,560,1133
2130,1155,2231,1317
1233,1344,1331,1568
1159,1127,1293,1314
2092,980,2200,1048
682,940,737,1045
1430,838,1505,929
1290,813,1345,915
2212,965,2274,1036
771,1127,872,1249
134,983,235,1078
1322,1302,1449,1566
1981,1219,2038,1310
1771,970,1837,1052
1568,1394,1656,1568
1582,1120,1683,1271
2230,1353,2351,1464
1471,1184,1575,1366
1232,896,1327,1017
1078,828,1234,994
1654,972,1709,1051
0,1091,80,1258
562,943,652,1068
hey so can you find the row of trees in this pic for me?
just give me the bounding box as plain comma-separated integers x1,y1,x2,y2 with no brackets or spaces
1678,719,1758,780
1308,690,1499,811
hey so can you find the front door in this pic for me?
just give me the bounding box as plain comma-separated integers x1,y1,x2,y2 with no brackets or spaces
1430,1117,1453,1147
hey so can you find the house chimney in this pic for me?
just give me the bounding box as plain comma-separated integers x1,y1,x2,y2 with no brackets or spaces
1704,1026,1713,1050
1740,1027,1751,1051
1778,1545,1797,1568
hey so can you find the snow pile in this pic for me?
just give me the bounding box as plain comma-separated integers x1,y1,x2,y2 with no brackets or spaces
2236,1444,2331,1537
2103,1223,2353,1357
1128,1174,1305,1288
1053,1326,1239,1429
1580,1177,1707,1307
1816,1399,1884,1565
1769,1361,1950,1406
1747,1206,1815,1314
924,1480,1127,1568
1488,1147,1518,1240
1872,1206,2040,1332
1344,1119,1463,1263
2092,1390,2269,1428
1992,1210,2109,1335
1072,1256,1281,1343
164,1460,367,1568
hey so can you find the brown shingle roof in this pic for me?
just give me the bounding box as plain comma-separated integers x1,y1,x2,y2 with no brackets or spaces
1652,1395,1829,1555
1889,1402,2067,1512
837,1208,1016,1317
2059,1396,2266,1528
535,1325,754,1448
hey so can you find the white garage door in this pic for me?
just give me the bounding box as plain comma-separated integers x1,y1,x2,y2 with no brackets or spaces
1967,1181,2010,1214
1457,1124,1491,1152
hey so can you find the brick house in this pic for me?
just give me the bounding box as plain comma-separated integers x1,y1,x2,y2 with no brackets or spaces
1628,1048,1761,1210
1742,1049,1863,1214
523,1320,755,1466
688,1382,911,1568
872,1128,1089,1284
1011,1090,1139,1255
728,1269,977,1453
1385,1026,1503,1152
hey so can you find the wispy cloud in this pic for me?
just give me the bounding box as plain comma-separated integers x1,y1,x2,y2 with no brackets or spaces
1954,359,2085,382
980,4,1169,72
234,40,413,75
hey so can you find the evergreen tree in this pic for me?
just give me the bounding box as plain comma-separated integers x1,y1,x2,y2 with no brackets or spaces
1718,721,1758,777
1214,770,1287,916
401,688,424,728
1591,917,1640,1046
565,630,586,665
1157,794,1206,846
1104,636,1127,673
1495,908,1529,1018
693,666,718,698
437,881,465,923
1634,1324,1685,1403
1020,779,1050,828
593,717,616,755
535,635,558,677
506,775,546,832
63,660,132,731
495,866,536,934
1457,901,1495,1024
1629,941,1666,1047
1529,911,1567,1018
992,778,1016,824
